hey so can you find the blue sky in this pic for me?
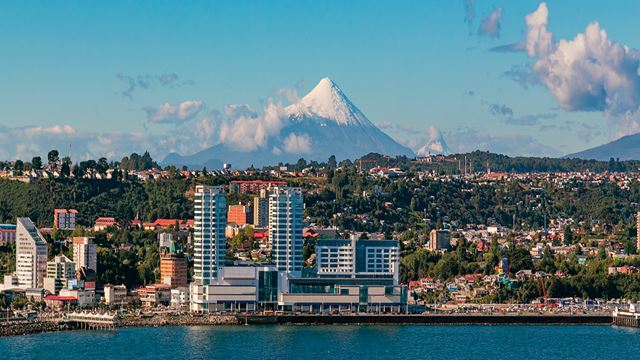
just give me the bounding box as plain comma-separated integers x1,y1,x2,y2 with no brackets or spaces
1,0,640,160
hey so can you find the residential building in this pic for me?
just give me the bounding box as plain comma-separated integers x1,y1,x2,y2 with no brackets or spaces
269,187,303,275
170,287,190,309
159,232,175,250
227,203,253,225
137,284,172,307
104,284,128,306
316,238,400,283
43,255,76,294
230,180,286,194
94,217,117,231
0,224,16,246
53,208,78,230
193,185,227,285
25,287,45,302
59,288,95,307
0,275,19,291
15,217,48,288
429,229,451,251
160,252,188,288
190,185,228,311
253,189,269,227
72,237,97,272
637,211,640,253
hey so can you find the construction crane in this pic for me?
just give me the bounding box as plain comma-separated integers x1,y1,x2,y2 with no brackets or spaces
536,272,551,308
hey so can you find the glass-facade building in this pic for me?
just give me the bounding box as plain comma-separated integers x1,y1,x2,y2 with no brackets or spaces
268,187,303,275
193,185,226,285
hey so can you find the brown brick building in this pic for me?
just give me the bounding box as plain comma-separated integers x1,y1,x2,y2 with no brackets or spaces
160,253,188,288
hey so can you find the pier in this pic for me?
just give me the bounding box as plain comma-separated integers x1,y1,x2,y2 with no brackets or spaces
61,312,118,330
612,306,640,327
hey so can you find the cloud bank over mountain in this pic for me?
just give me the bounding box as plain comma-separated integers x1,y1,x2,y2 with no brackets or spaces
516,2,640,139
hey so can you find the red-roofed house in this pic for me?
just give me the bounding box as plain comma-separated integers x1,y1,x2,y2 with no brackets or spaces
94,217,117,231
44,294,77,308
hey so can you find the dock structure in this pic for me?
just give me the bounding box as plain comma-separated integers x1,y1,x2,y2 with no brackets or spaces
240,314,613,325
61,312,118,330
612,306,640,327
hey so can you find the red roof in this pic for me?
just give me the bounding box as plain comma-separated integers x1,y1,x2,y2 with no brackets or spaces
303,228,318,238
230,180,286,185
45,295,77,301
253,231,267,239
153,219,182,227
95,217,116,224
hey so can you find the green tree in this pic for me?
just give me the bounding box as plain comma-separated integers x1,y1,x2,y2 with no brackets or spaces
598,244,608,260
14,160,24,171
563,225,574,245
327,155,337,170
31,156,42,170
47,150,60,166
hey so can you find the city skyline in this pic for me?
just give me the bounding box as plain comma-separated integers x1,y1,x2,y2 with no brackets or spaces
2,1,640,161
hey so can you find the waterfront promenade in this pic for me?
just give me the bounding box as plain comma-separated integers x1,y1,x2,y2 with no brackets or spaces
0,312,613,337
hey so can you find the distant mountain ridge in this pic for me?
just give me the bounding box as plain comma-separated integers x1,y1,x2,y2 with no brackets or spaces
162,78,414,168
565,133,640,160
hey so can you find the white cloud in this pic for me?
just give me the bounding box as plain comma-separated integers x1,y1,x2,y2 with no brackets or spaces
521,2,640,138
218,101,287,151
525,3,553,57
282,133,312,154
144,100,204,124
223,104,257,119
478,8,503,38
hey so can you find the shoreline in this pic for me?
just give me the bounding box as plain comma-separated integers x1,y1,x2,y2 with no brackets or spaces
0,313,614,337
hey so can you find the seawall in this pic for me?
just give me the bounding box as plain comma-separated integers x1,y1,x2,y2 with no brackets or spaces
243,314,613,325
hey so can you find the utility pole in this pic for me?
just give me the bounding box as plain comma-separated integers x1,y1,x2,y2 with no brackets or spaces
464,156,467,176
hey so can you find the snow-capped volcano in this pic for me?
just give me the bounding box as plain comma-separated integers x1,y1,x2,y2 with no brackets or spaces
285,77,373,127
162,77,414,168
416,126,450,156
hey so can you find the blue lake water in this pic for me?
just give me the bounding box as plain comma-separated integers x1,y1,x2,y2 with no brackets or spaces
1,325,639,359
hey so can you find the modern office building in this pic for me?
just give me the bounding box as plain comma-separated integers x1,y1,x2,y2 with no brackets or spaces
279,238,405,313
429,229,451,251
53,208,78,230
189,184,407,314
43,255,76,294
269,187,304,275
253,189,269,227
72,237,97,272
227,203,253,225
15,217,48,289
190,264,280,312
